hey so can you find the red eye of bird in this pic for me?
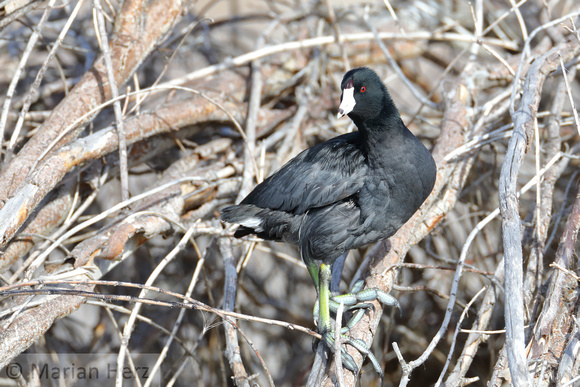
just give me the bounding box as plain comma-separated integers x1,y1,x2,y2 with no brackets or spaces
361,86,366,93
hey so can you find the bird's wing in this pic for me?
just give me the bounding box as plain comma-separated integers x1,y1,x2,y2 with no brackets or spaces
241,133,367,214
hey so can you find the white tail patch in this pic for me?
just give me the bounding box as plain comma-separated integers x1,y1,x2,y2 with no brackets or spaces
240,218,263,232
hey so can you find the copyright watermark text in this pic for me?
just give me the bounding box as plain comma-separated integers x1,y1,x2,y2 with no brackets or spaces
2,353,160,386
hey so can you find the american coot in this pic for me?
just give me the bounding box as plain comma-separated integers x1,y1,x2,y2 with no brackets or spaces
222,67,437,375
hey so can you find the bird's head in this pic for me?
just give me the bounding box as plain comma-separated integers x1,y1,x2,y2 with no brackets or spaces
337,67,397,123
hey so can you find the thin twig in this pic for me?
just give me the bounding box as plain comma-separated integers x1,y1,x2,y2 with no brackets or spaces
363,8,438,110
93,0,129,201
0,0,58,158
9,0,85,151
559,54,580,137
435,287,486,386
166,31,518,89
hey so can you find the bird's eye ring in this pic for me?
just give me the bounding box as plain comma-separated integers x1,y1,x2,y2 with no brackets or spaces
360,86,366,93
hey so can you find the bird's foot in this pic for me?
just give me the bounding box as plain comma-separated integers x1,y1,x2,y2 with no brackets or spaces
319,330,384,378
314,280,400,331
312,280,399,376
329,280,400,330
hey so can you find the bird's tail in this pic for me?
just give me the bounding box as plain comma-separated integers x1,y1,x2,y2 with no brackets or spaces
221,204,264,238
221,204,299,242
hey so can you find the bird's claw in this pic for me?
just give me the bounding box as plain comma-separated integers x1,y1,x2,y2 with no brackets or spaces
321,331,384,378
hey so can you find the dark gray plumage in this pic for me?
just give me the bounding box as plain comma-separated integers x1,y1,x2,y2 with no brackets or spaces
221,67,436,266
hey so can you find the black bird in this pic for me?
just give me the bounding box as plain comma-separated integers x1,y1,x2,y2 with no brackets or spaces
221,67,436,373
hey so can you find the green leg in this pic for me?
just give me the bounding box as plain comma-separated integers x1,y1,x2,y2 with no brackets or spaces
319,263,332,332
303,253,322,327
318,263,359,373
303,257,393,377
306,260,319,291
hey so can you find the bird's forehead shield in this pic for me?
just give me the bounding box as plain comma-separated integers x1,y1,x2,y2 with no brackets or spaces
337,79,355,119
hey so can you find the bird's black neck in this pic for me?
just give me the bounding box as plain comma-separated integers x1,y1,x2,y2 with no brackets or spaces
352,104,404,154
